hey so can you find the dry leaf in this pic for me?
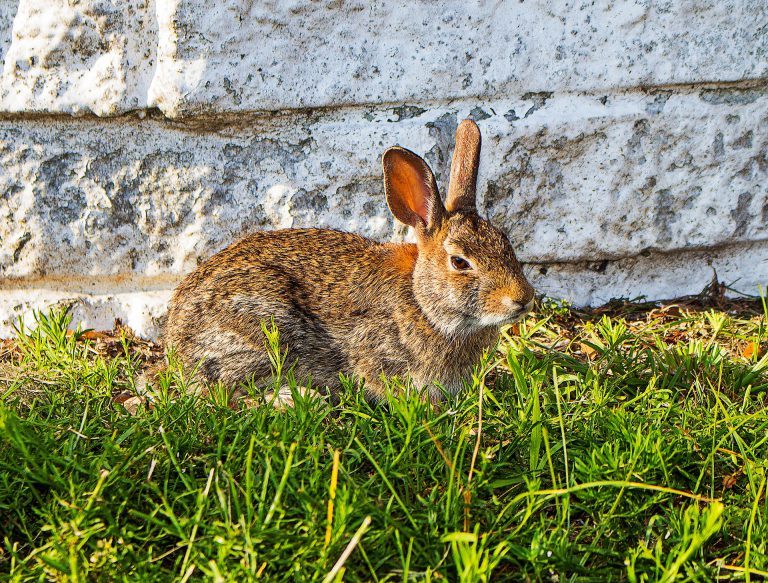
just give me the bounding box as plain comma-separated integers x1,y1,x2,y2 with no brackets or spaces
664,305,682,318
664,330,685,345
80,330,110,341
742,341,758,359
118,395,146,416
112,391,134,405
580,343,597,359
722,472,740,490
0,339,19,362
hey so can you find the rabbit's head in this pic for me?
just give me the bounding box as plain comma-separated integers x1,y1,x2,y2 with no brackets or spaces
383,119,534,337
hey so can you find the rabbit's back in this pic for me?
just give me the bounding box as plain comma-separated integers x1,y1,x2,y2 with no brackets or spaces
164,228,414,388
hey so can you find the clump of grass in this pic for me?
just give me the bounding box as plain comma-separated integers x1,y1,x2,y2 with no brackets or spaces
0,295,766,581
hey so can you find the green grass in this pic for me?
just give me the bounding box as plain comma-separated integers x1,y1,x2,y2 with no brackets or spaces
1,295,767,581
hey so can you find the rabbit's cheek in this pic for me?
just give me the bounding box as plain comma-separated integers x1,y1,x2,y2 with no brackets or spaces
440,281,464,306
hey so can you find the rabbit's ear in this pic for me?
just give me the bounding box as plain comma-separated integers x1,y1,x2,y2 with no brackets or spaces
445,119,481,212
382,147,444,231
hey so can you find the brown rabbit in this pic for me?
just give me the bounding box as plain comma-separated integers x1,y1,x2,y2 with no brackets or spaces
162,119,534,401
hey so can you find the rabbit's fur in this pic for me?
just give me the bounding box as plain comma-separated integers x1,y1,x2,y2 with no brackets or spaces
162,120,534,401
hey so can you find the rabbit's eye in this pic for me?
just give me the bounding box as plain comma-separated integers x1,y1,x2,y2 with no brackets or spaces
450,256,471,271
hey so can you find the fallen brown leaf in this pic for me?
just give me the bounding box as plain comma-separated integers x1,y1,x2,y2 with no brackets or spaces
118,395,146,416
80,330,111,341
664,305,683,318
742,341,758,359
722,472,740,491
580,342,597,359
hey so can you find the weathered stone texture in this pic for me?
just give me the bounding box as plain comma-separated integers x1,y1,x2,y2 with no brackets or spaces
149,0,768,117
1,0,157,115
0,3,14,67
0,286,172,339
2,91,766,281
480,89,768,262
0,115,398,279
531,240,768,306
1,1,766,116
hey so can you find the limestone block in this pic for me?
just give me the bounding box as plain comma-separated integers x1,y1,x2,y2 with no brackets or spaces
0,0,157,116
1,89,765,282
0,2,15,66
529,240,768,307
0,286,171,339
2,1,766,117
148,0,768,117
478,87,768,263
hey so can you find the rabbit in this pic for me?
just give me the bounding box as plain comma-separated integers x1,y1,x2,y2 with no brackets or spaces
161,119,534,402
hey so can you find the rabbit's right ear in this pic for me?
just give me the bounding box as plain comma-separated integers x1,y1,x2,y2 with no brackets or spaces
382,147,444,232
445,119,481,213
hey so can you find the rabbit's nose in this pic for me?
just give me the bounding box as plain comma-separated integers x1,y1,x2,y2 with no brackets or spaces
502,279,535,307
518,280,535,306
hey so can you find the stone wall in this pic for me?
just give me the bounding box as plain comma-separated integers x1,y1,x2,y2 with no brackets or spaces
1,0,766,337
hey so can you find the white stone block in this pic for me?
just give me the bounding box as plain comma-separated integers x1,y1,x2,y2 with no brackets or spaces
1,91,765,281
0,0,157,116
148,0,768,117
0,285,171,338
1,1,766,116
530,241,768,306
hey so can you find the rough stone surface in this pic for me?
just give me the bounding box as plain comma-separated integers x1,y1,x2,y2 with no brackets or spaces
0,3,15,67
531,240,768,306
0,1,766,116
1,91,766,280
149,0,768,117
0,287,171,339
0,0,157,115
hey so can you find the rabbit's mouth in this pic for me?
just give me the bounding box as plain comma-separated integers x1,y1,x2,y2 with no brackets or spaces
476,300,534,328
434,301,533,337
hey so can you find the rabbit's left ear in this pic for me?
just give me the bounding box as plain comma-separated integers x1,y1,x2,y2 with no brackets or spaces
445,119,481,213
382,146,444,232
